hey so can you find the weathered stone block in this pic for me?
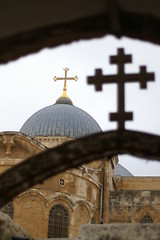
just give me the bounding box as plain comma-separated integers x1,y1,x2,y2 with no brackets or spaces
79,224,160,240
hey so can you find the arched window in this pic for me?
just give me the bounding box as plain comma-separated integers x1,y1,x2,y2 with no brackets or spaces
140,215,153,223
1,201,14,219
48,204,69,238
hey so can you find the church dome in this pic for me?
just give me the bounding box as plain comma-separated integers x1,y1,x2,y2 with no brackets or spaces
20,96,102,138
116,163,133,176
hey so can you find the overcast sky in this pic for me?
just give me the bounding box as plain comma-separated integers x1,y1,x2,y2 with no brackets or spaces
0,35,160,176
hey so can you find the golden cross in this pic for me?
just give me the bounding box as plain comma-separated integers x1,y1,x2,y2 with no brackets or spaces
54,68,78,98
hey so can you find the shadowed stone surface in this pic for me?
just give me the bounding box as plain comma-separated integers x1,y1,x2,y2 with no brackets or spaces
0,212,30,240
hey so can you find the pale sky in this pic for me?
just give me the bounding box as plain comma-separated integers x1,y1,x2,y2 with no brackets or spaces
0,35,160,176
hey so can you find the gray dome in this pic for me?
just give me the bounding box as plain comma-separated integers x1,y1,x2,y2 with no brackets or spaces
20,97,102,138
116,164,133,176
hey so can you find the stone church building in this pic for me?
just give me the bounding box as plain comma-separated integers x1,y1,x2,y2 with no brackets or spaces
0,72,160,239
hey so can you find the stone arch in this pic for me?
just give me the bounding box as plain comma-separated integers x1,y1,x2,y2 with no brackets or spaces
133,205,160,223
15,190,47,208
15,190,47,219
14,190,49,237
75,200,92,217
48,193,74,212
73,202,91,226
17,190,48,201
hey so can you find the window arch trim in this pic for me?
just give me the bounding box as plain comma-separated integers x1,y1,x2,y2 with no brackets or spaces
48,204,69,238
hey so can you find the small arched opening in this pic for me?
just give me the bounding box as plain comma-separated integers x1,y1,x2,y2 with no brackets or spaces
140,215,153,223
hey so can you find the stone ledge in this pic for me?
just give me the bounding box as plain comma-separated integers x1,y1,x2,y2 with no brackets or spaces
79,224,160,240
13,238,78,240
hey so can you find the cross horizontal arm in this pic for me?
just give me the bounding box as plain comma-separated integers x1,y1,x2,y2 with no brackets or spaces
124,73,154,82
88,75,118,83
110,51,132,65
110,111,133,131
88,67,154,91
124,68,154,88
88,70,118,91
54,77,77,81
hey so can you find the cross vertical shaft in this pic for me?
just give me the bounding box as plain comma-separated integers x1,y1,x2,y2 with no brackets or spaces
109,48,133,131
63,67,68,93
54,68,78,98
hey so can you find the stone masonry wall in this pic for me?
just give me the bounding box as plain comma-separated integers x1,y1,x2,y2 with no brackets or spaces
79,224,160,240
115,177,160,190
109,190,160,223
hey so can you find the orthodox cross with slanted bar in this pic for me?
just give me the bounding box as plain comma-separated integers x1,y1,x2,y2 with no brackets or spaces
54,68,78,98
88,48,155,131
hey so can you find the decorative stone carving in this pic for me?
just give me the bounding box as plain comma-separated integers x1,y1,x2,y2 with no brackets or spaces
0,135,15,157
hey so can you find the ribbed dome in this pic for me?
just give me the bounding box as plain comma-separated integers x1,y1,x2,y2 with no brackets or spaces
20,97,102,138
116,164,133,176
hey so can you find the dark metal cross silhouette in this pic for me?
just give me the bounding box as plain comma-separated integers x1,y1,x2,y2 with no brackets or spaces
88,48,155,131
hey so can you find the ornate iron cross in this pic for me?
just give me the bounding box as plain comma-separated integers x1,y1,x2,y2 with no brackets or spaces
88,48,155,131
54,67,78,98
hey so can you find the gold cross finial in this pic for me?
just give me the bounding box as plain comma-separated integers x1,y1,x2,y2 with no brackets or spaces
54,68,78,98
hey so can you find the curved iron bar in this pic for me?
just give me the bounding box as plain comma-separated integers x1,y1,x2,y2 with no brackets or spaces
0,129,160,208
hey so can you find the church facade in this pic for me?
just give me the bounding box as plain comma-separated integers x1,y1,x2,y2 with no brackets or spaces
1,69,160,239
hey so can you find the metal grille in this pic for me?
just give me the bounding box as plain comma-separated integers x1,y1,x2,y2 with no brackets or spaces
1,201,14,219
140,215,153,223
48,204,69,238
